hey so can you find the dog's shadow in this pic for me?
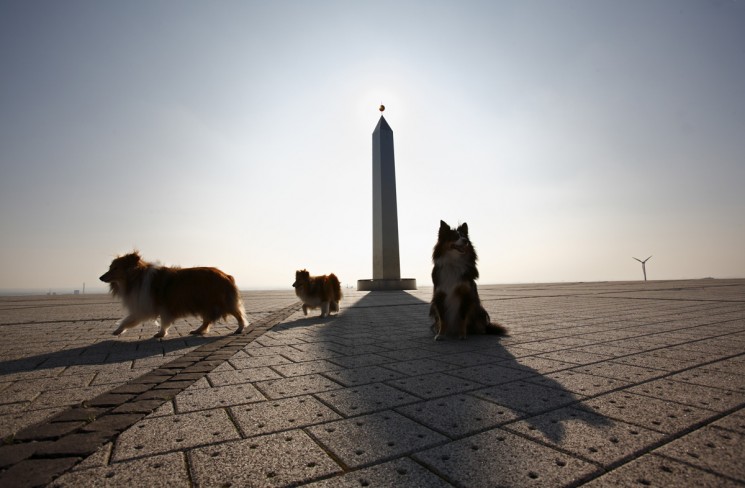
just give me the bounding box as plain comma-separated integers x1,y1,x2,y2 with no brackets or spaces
320,291,613,444
0,335,218,377
273,313,340,332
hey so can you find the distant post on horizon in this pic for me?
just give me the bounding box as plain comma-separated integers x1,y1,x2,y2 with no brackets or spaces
358,106,416,291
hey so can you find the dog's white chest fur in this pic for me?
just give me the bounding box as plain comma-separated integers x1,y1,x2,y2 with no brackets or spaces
435,251,471,331
435,251,469,292
296,290,323,307
123,267,157,316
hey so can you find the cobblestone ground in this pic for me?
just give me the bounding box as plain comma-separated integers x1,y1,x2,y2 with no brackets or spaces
0,291,300,440
1,280,743,487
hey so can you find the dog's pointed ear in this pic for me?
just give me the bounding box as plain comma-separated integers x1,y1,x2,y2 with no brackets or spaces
438,220,449,238
458,222,469,236
121,251,141,267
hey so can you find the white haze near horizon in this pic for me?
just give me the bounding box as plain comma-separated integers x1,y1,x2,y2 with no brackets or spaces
1,0,744,293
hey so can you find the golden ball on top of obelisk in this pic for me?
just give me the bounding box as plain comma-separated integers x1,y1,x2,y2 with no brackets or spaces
379,104,385,113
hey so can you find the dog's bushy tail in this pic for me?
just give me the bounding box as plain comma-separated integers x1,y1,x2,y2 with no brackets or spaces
225,274,249,332
485,321,508,336
328,274,342,301
482,308,508,336
328,273,342,312
236,295,249,323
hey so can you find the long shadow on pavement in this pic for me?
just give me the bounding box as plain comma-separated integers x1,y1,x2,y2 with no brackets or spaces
0,336,218,377
287,291,613,444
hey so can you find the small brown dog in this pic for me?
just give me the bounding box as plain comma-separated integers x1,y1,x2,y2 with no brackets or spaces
292,269,342,317
100,251,248,338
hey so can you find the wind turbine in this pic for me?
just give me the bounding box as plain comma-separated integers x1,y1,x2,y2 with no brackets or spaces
633,255,652,281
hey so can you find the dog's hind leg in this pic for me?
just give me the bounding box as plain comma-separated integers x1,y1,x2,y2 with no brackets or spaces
190,319,213,336
154,315,174,339
330,301,339,314
455,309,468,340
232,312,248,334
113,315,142,336
320,302,330,318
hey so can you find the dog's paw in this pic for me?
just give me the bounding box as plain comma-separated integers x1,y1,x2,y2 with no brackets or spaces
233,324,248,335
112,327,126,336
434,334,444,341
189,329,205,336
153,331,166,339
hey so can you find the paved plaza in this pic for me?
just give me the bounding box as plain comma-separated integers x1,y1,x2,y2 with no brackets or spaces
0,279,744,487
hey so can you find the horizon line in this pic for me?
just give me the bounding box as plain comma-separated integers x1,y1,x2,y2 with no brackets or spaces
1,277,739,298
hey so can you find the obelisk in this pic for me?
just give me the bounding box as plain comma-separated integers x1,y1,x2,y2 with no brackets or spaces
358,106,417,291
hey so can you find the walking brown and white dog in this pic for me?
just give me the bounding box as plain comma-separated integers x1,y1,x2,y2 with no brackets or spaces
430,220,506,340
292,269,342,318
100,251,248,338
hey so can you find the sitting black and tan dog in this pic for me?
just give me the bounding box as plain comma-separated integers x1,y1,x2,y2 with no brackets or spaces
430,221,507,340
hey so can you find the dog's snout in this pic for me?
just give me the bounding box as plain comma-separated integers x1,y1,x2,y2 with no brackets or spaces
100,273,110,283
292,281,297,288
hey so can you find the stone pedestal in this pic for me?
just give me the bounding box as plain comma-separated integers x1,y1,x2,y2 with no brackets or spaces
357,278,417,291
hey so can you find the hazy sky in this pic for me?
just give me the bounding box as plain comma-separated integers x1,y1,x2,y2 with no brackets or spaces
1,0,744,292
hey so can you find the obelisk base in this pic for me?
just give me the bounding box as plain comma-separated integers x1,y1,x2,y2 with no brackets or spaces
357,279,417,291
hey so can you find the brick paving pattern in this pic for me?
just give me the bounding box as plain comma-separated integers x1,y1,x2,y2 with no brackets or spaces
0,279,743,487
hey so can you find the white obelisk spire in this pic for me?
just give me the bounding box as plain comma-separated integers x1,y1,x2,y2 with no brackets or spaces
372,114,401,280
358,105,416,291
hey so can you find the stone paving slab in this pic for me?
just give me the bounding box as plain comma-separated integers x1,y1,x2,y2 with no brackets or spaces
304,457,455,487
188,430,342,487
254,373,343,400
230,395,342,438
110,406,241,462
306,410,447,469
504,407,666,467
471,379,586,415
582,453,741,487
395,393,520,437
571,361,668,383
321,365,406,386
0,279,744,487
413,428,602,487
386,372,483,399
314,383,420,416
626,378,745,412
527,369,633,397
710,408,745,433
652,425,745,481
577,391,718,435
49,452,191,488
173,383,265,413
